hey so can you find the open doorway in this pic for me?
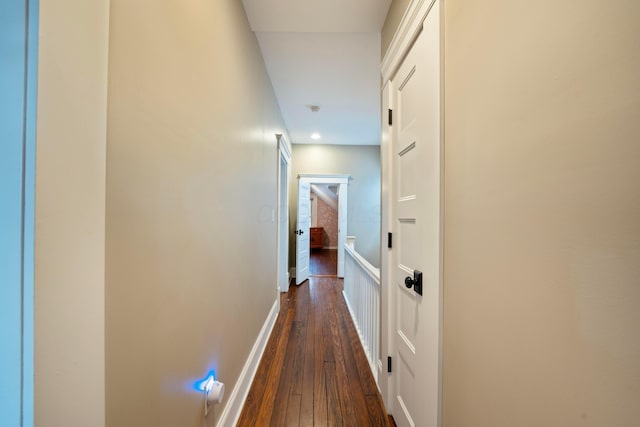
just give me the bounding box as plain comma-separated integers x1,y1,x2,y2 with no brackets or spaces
309,184,339,276
295,174,349,284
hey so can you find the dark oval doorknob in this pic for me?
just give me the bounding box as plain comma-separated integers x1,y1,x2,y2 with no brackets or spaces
404,276,415,288
299,229,304,235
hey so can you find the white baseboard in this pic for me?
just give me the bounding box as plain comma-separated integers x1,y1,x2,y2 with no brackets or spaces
216,299,279,427
289,267,296,279
324,246,338,250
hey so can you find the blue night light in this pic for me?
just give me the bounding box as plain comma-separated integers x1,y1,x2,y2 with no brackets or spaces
193,370,217,392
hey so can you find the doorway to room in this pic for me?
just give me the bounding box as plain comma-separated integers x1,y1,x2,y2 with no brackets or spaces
309,183,339,276
294,174,349,284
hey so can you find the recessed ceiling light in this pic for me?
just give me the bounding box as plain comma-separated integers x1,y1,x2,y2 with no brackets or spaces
311,133,321,140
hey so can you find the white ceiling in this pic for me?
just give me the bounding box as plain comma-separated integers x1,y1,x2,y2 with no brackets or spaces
311,184,338,210
242,0,391,145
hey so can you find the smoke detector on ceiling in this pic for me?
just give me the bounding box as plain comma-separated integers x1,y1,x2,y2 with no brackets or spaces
307,104,320,113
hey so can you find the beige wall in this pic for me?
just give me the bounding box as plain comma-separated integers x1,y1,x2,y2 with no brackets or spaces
291,145,381,267
35,0,110,426
105,1,286,426
442,0,640,426
381,0,411,57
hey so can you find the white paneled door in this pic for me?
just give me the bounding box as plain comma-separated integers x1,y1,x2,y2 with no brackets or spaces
390,2,442,426
295,180,311,285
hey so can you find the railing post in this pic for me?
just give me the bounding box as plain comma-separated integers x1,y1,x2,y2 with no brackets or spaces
346,235,356,249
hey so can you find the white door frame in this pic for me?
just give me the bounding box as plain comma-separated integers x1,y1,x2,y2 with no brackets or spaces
277,134,292,294
379,80,394,408
380,0,444,422
297,174,350,278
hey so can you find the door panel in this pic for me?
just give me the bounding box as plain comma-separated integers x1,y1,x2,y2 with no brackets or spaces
391,2,441,426
296,180,311,284
398,142,419,201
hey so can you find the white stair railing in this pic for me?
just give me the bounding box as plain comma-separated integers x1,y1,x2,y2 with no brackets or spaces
343,236,380,383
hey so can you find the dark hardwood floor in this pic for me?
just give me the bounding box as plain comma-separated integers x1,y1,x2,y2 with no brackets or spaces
237,272,394,426
309,249,337,276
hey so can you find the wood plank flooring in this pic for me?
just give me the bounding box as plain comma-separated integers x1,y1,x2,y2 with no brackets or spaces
309,249,338,276
238,274,393,426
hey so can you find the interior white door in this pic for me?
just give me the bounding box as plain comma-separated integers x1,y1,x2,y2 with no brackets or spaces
391,3,441,427
296,179,311,285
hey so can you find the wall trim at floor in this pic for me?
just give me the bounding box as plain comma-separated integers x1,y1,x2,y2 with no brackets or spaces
216,298,279,427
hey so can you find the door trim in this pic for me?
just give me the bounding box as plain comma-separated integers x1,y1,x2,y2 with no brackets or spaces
381,0,437,83
379,81,394,409
276,134,292,293
297,174,350,278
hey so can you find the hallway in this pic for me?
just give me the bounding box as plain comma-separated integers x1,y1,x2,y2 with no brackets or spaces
237,274,392,426
309,249,338,276
4,0,639,425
